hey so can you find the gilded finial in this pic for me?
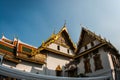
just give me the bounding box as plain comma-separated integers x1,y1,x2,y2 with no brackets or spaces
16,35,18,40
13,35,15,38
104,37,106,41
2,33,4,36
53,27,56,34
1,33,5,39
13,35,18,40
80,24,84,28
80,24,86,30
80,24,82,27
64,20,66,27
42,40,45,44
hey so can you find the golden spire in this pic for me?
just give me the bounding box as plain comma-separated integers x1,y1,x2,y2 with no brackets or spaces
61,20,67,31
42,40,45,44
63,20,66,27
2,33,4,36
80,24,84,28
1,33,4,38
1,33,6,39
53,27,56,34
13,35,18,41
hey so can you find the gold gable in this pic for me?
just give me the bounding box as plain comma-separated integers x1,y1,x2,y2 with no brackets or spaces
54,34,69,48
38,25,76,52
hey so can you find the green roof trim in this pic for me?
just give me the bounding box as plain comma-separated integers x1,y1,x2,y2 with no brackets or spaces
22,46,32,53
0,44,14,53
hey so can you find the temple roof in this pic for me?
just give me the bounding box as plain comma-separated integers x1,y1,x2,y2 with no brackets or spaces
77,27,106,49
38,25,76,56
75,27,119,57
1,35,13,44
0,35,46,64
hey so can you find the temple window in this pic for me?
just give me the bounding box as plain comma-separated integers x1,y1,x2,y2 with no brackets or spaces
67,49,69,54
93,49,98,55
91,42,94,47
84,59,92,73
57,45,60,50
83,54,89,59
93,54,103,71
85,45,88,50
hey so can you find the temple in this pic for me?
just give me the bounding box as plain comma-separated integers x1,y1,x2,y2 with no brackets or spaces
0,25,120,80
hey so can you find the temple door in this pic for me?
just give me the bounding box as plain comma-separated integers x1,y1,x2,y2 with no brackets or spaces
56,65,62,76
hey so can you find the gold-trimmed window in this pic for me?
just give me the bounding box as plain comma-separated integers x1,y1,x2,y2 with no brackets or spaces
93,54,103,71
84,59,92,73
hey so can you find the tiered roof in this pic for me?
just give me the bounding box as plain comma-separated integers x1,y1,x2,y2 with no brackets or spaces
75,27,119,58
0,35,46,64
0,26,119,64
38,25,76,58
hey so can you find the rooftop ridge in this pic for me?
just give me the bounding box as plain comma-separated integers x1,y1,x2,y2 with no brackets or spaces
18,39,37,49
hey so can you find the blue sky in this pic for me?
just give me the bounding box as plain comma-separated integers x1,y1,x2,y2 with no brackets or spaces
0,0,120,50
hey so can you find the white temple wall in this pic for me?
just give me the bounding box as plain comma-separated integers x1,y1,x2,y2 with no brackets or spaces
2,60,45,75
79,40,101,53
77,57,85,74
107,53,115,80
79,47,85,53
48,43,74,55
2,61,16,68
87,43,91,49
77,47,112,79
93,40,100,46
46,52,70,76
86,48,111,76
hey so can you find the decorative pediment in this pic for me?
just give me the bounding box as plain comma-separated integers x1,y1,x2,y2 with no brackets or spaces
54,34,69,48
16,52,46,64
78,27,105,48
39,25,76,52
80,31,96,47
76,27,106,54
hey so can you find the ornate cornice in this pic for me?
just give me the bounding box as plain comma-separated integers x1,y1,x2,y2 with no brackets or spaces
16,52,46,64
75,43,107,58
4,55,20,63
44,47,74,58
